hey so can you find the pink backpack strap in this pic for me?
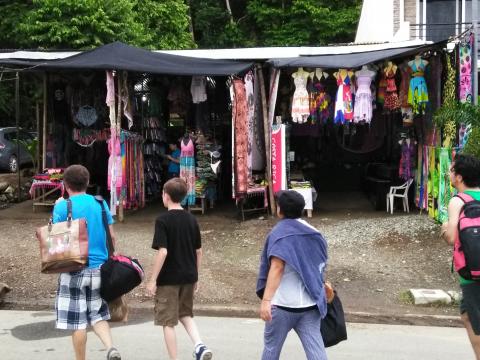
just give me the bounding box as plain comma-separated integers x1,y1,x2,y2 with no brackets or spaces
456,192,475,203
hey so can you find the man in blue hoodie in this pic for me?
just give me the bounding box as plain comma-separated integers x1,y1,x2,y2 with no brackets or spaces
257,190,328,360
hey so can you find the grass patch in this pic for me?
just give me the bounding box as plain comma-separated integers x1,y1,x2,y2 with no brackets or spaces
399,290,414,305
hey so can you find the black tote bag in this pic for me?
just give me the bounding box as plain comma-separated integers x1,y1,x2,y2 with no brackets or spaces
320,291,348,347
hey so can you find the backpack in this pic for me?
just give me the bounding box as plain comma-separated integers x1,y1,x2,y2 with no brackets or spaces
453,193,480,281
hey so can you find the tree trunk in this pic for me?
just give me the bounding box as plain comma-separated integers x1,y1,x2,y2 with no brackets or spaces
186,0,195,42
225,0,234,24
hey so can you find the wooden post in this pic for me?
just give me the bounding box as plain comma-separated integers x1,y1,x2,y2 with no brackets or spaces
15,72,20,202
42,73,47,170
36,102,40,173
256,65,276,216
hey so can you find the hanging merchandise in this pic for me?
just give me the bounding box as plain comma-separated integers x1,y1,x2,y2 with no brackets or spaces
121,130,145,210
309,68,331,124
442,53,457,147
75,105,98,127
121,72,134,129
271,124,287,194
427,147,438,219
291,68,312,123
106,70,120,215
252,69,266,171
459,34,473,103
399,61,414,126
232,78,249,198
73,128,110,147
191,76,208,104
245,71,255,183
353,65,375,123
383,62,401,111
399,138,416,180
334,69,354,124
168,80,190,117
437,147,453,223
407,55,429,115
180,135,196,206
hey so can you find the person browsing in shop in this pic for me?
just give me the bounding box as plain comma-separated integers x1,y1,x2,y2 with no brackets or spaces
166,142,181,179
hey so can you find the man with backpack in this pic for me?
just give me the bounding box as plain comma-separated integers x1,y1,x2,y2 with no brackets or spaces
441,154,480,359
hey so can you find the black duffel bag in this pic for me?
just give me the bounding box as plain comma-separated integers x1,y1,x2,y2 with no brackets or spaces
95,197,144,302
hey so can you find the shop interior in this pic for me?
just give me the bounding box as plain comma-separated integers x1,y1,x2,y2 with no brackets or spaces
271,43,449,211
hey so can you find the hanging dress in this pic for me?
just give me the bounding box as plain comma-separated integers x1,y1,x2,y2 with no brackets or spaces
291,71,311,123
459,35,473,103
353,74,373,123
180,138,196,206
334,73,353,124
399,140,415,180
377,73,387,106
384,68,400,111
309,77,330,124
407,60,429,114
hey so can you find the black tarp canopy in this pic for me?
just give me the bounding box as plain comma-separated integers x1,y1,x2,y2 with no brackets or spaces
2,42,253,76
267,41,447,68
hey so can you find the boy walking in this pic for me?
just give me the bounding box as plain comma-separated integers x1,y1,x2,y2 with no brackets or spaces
53,165,121,360
441,154,480,360
146,177,212,360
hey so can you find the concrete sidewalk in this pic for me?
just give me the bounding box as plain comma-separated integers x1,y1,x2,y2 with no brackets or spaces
0,310,473,359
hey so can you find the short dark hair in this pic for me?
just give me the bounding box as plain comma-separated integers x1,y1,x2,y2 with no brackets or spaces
63,165,89,192
163,177,187,203
452,154,480,188
276,190,305,219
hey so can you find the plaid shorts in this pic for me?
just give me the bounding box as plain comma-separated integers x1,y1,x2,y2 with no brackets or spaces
55,268,110,330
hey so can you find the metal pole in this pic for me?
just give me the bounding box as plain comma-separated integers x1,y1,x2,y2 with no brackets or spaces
42,73,47,169
15,72,20,202
473,0,478,105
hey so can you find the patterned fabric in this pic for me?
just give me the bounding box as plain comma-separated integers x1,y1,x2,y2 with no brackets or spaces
399,140,415,180
233,79,248,197
438,147,453,223
55,269,110,330
291,71,311,123
334,72,353,124
384,69,400,111
308,78,330,124
180,138,196,206
459,34,473,103
407,60,429,114
377,73,387,105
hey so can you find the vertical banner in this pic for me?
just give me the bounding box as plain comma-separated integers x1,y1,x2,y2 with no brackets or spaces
271,124,286,194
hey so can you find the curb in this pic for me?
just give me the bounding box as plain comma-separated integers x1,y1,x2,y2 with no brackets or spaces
1,300,463,328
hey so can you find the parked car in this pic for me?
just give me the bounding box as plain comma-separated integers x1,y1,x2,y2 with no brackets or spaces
0,127,35,173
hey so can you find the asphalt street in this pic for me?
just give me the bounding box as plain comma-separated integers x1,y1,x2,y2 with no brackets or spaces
0,310,473,359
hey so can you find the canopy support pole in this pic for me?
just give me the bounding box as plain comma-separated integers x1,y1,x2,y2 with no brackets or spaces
256,65,275,216
42,73,47,170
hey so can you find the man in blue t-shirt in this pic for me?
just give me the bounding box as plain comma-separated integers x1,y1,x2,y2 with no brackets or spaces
53,164,121,360
166,142,181,179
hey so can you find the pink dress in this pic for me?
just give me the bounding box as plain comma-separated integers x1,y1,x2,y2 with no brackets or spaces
353,74,373,123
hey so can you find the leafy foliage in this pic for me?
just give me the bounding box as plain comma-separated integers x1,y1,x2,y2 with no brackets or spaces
434,102,480,156
191,0,362,48
1,0,194,50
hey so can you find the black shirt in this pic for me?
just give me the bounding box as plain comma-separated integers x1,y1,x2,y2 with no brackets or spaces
152,210,201,286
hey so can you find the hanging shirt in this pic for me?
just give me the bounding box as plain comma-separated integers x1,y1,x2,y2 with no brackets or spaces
191,76,207,104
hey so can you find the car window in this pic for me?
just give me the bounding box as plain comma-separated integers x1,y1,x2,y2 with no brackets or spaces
19,131,33,142
3,132,16,141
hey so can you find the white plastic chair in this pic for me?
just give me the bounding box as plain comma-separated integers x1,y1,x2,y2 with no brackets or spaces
386,178,414,214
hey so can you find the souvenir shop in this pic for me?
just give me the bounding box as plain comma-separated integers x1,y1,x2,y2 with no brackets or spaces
266,37,471,214
25,42,257,219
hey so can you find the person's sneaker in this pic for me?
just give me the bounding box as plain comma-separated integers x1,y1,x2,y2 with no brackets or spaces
107,347,121,360
194,344,212,360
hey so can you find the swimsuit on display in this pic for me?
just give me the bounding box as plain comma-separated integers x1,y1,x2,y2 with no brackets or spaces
384,68,400,111
291,71,310,123
407,60,429,114
334,73,353,124
353,73,373,123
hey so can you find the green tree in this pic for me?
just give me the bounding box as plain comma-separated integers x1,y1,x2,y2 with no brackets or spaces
245,0,362,46
18,0,148,49
134,0,195,49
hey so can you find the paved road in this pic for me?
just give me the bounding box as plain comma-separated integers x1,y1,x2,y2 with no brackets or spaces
0,310,473,359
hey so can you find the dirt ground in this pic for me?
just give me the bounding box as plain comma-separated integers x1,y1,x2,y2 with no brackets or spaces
0,191,460,322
